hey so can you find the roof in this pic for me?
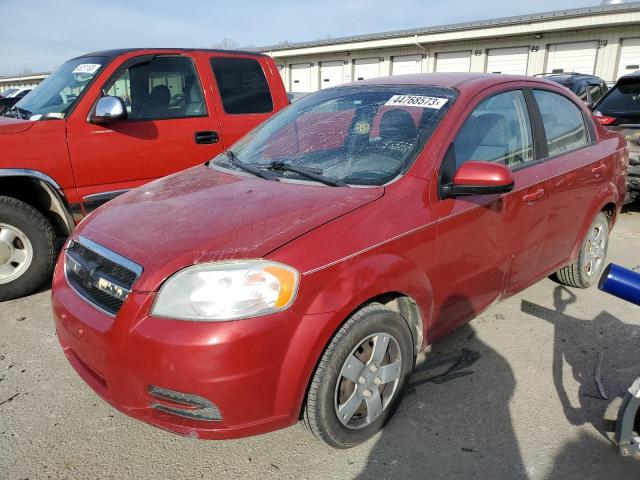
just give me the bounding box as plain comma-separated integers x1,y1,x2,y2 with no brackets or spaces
77,47,266,59
340,72,557,90
261,1,640,52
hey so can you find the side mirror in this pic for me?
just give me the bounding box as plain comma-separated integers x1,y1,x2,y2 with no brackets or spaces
91,96,127,123
442,161,514,198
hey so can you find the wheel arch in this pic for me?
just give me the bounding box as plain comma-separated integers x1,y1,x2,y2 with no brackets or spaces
0,169,75,237
274,252,435,422
569,185,619,260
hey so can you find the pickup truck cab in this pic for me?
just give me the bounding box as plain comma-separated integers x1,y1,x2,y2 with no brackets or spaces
0,48,288,300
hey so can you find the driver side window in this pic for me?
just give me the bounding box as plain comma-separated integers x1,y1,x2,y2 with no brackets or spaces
105,56,206,121
441,90,534,183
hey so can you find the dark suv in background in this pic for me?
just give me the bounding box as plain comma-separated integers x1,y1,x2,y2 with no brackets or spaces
537,73,609,107
594,72,640,202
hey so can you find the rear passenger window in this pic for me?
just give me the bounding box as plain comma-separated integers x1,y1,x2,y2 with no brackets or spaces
445,90,534,175
211,57,273,114
533,90,589,157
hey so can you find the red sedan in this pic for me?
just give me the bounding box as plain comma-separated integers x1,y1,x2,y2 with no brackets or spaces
52,73,627,448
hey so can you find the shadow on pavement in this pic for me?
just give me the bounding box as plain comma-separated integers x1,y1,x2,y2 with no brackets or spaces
356,319,528,479
522,285,640,478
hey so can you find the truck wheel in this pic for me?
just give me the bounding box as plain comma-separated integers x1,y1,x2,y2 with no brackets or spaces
0,196,56,301
556,212,609,289
303,303,414,448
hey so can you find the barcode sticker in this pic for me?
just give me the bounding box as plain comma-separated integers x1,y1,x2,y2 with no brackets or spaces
385,95,448,109
72,63,101,74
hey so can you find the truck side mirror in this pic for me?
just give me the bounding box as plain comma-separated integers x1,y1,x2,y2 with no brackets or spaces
91,96,127,123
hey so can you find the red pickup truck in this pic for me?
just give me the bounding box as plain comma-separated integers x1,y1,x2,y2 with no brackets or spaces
0,48,288,300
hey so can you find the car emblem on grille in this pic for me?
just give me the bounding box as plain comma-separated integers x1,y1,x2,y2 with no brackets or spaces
66,252,130,302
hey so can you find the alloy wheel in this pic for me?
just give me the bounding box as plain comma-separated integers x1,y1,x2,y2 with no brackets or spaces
334,332,402,429
0,223,33,284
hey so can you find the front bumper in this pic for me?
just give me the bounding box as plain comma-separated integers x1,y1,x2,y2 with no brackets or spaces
52,258,333,440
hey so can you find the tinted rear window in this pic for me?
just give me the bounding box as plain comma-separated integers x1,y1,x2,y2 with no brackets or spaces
211,57,273,114
598,80,640,112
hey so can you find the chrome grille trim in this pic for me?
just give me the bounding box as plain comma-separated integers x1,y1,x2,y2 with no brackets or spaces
64,236,143,316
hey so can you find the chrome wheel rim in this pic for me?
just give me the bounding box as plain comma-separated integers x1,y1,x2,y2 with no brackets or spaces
584,221,607,277
0,223,33,285
334,332,402,429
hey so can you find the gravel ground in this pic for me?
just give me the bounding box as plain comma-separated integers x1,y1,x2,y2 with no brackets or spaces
2,211,640,479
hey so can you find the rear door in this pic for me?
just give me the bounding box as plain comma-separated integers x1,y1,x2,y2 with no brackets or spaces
431,87,547,329
66,53,224,210
201,53,280,149
531,88,602,272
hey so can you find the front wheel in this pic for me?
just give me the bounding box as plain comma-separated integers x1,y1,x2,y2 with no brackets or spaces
303,303,414,448
0,196,56,301
556,212,609,289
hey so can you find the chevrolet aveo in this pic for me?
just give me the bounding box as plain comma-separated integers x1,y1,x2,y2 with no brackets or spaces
52,73,627,448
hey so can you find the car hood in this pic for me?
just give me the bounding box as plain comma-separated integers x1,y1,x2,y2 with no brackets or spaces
0,116,35,134
79,165,384,292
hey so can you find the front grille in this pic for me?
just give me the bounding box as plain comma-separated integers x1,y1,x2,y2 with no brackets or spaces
65,237,142,316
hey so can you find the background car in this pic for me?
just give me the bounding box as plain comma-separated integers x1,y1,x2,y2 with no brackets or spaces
593,72,640,203
0,87,32,99
536,72,609,107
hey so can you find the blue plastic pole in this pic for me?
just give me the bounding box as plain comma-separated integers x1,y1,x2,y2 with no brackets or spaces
598,263,640,307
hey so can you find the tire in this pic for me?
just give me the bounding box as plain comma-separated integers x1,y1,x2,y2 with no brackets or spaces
303,303,414,448
556,212,609,289
0,196,56,301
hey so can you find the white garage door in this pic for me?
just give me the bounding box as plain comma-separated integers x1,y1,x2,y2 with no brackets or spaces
617,38,640,79
435,51,472,72
320,61,343,89
546,42,598,75
290,63,312,92
486,47,529,75
392,55,422,75
353,58,380,81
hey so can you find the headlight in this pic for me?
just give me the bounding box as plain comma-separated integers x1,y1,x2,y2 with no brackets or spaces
151,260,299,321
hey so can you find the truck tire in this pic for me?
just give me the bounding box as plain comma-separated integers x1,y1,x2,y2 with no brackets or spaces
0,196,56,301
303,303,414,448
556,212,609,289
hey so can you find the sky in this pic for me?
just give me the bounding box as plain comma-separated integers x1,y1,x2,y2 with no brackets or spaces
0,0,606,76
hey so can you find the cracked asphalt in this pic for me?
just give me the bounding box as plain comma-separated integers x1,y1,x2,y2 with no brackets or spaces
2,211,640,479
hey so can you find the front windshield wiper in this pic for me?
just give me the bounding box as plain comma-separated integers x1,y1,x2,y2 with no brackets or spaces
266,161,347,187
224,150,274,181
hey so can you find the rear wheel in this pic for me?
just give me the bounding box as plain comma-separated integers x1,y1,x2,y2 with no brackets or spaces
556,212,609,289
303,303,414,448
0,196,56,301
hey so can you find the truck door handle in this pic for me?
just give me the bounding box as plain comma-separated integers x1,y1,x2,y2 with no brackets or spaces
522,189,545,203
592,164,606,177
194,131,219,144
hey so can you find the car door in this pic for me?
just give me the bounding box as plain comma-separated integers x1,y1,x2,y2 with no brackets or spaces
430,87,548,330
200,53,279,149
66,53,224,211
531,88,602,272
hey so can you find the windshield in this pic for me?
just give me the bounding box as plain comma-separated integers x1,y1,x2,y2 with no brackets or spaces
214,85,456,186
597,79,640,113
7,56,108,119
0,88,18,97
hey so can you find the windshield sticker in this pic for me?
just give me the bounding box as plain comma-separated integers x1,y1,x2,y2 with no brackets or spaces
72,63,101,74
354,121,371,135
385,95,448,109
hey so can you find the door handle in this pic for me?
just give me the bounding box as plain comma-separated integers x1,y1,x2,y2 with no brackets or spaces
592,164,606,177
194,130,219,144
522,188,545,203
